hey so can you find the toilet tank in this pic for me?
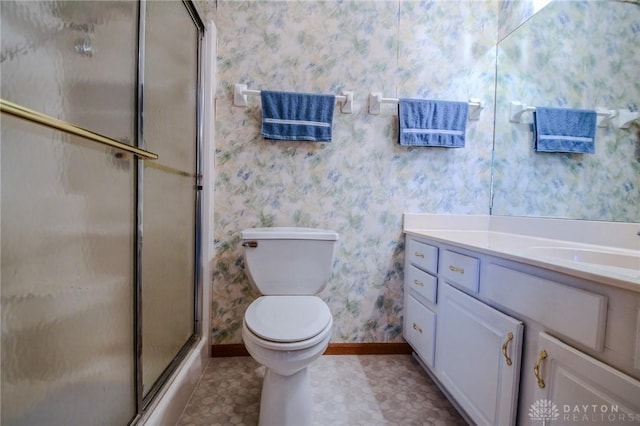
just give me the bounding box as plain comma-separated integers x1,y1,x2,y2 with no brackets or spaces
241,227,339,295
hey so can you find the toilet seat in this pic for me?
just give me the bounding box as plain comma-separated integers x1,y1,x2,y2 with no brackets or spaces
245,295,332,343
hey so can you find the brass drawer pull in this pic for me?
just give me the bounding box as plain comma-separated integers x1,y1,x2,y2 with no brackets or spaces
448,265,465,274
414,279,424,287
414,252,425,258
412,322,423,334
534,350,548,388
502,332,514,366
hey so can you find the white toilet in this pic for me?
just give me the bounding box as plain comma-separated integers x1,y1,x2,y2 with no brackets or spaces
241,227,338,426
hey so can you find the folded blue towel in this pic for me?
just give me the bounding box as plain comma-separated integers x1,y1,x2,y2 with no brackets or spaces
398,99,468,147
260,90,336,142
533,107,597,154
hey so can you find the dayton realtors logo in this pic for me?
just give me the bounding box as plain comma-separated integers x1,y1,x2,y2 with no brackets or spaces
529,400,560,422
529,400,640,423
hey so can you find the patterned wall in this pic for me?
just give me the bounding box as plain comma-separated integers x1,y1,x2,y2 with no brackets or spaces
492,1,640,222
211,0,498,344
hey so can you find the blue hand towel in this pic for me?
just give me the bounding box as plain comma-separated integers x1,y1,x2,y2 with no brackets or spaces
260,90,336,142
533,107,597,154
398,99,468,147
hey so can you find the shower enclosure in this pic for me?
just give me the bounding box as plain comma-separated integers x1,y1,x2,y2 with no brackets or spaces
0,1,204,424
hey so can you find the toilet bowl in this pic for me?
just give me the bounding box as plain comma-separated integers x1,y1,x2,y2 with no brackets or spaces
242,296,333,426
240,227,338,426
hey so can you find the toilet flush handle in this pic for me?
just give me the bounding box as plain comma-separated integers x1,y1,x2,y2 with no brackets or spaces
242,241,258,248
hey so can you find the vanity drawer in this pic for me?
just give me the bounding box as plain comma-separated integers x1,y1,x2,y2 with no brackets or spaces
406,265,437,304
439,249,480,293
406,238,438,274
404,294,437,368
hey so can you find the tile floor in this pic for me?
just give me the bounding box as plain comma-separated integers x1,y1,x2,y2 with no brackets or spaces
177,354,467,426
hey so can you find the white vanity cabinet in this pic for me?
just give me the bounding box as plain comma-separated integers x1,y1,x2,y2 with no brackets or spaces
403,232,640,426
436,283,523,426
403,236,523,426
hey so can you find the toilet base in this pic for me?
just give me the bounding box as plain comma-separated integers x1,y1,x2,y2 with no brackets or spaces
259,367,311,426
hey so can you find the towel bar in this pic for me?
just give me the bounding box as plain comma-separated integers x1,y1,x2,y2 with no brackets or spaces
368,93,484,120
233,83,354,114
509,101,635,129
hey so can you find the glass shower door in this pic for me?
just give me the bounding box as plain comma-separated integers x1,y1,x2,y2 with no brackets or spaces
141,0,200,399
1,1,138,424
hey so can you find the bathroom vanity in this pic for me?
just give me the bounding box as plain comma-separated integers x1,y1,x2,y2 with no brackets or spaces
402,214,640,426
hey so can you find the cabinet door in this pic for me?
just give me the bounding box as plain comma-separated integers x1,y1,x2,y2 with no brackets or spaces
436,284,523,426
530,333,640,425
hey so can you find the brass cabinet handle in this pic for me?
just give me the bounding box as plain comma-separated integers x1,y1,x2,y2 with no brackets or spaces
412,322,423,334
534,350,548,388
414,279,424,287
502,332,514,366
414,252,425,258
448,265,465,274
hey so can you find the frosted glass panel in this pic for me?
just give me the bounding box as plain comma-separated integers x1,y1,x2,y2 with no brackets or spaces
142,0,198,171
1,121,136,425
1,1,137,424
142,0,198,396
142,166,196,394
1,0,138,144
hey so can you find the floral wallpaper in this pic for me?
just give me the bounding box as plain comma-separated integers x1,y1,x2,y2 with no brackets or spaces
211,0,498,344
491,0,640,222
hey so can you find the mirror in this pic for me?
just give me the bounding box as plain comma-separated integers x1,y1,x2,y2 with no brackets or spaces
491,0,640,222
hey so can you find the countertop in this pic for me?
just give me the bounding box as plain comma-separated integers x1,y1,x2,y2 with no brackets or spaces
403,214,640,293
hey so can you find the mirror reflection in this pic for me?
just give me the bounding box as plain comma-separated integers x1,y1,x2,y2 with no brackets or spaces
492,0,640,223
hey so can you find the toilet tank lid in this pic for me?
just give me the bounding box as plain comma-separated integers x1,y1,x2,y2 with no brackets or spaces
241,227,339,241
